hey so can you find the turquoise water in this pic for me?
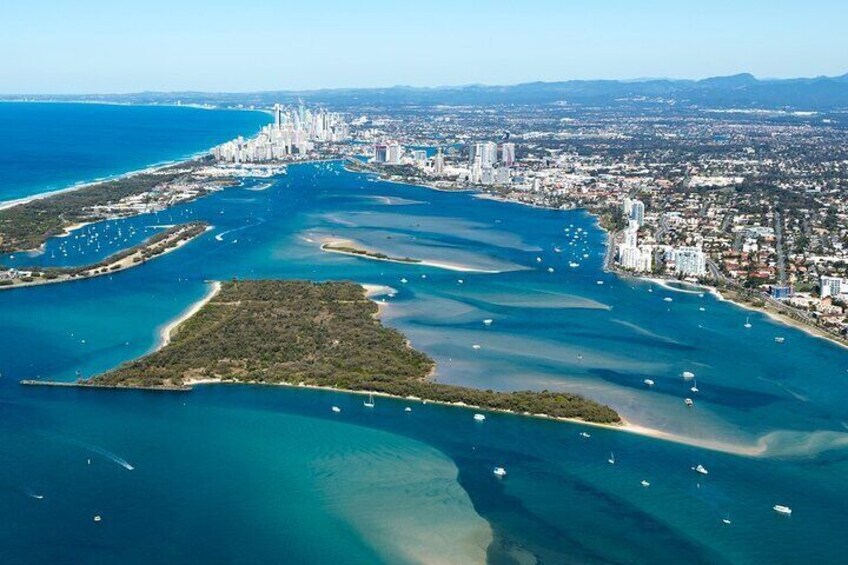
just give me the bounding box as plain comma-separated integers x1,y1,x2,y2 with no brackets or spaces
1,110,848,562
0,102,269,202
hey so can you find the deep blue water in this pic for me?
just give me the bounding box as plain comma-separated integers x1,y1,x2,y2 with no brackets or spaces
1,106,848,563
0,102,269,202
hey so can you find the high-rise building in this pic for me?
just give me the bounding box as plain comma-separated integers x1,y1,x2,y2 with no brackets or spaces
501,143,516,167
821,276,845,298
374,143,388,163
387,143,403,165
481,142,497,167
672,247,706,276
433,148,445,175
629,200,645,227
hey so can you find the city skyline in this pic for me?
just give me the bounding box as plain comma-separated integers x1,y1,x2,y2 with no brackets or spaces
3,0,848,94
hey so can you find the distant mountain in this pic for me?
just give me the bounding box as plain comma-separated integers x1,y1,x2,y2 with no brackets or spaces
6,73,848,110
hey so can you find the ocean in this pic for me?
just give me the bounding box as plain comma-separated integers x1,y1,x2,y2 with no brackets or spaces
1,104,847,563
0,102,269,203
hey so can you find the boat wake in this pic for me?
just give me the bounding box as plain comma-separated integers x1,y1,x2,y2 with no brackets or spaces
49,435,137,471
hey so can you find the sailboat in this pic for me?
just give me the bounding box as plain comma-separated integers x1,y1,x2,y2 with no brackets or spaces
363,392,375,408
690,379,699,393
744,316,752,329
722,513,732,525
608,452,615,465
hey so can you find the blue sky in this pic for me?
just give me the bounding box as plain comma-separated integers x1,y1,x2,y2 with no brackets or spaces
2,0,847,93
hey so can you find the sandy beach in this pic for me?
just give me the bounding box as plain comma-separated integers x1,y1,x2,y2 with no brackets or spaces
158,281,222,348
319,237,502,273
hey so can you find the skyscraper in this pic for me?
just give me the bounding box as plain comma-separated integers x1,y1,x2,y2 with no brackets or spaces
501,143,516,166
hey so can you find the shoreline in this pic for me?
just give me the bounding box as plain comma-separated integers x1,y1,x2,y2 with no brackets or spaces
0,156,207,213
158,280,222,349
0,225,211,292
319,238,501,273
21,375,773,458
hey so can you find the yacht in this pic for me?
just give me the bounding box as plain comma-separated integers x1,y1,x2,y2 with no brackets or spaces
775,336,785,343
663,297,673,302
684,398,694,407
483,319,494,326
692,464,709,475
682,371,695,379
404,407,412,412
93,515,102,523
331,406,341,413
472,344,481,350
400,278,408,284
580,432,591,438
363,393,375,408
641,480,651,487
547,267,555,273
773,505,792,516
474,413,486,422
643,379,655,387
493,467,507,477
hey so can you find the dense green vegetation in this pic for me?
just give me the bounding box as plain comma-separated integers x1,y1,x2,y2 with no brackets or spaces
0,160,209,252
323,243,422,264
92,280,621,424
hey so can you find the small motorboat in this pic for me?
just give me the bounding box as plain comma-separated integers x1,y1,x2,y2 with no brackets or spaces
641,480,651,487
483,319,493,326
404,407,412,412
643,379,655,387
93,515,102,523
684,398,694,407
579,432,591,438
692,464,709,475
473,413,486,422
493,467,507,477
331,406,341,413
775,337,785,343
773,505,792,516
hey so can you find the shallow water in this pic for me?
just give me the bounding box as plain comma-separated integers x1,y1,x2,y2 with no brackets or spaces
1,128,848,561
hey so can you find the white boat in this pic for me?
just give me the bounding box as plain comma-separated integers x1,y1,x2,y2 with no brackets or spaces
457,279,464,284
643,379,655,387
690,379,699,393
400,278,408,284
472,344,481,350
547,267,554,273
744,317,752,329
93,515,102,523
775,337,785,343
483,319,494,326
363,393,375,408
596,280,604,285
692,464,709,475
663,297,673,302
404,407,412,412
773,505,792,516
641,480,651,487
699,307,706,312
722,514,732,525
682,371,695,379
684,398,694,407
331,406,341,413
536,257,542,263
579,432,591,438
608,452,615,465
474,413,486,422
493,467,507,477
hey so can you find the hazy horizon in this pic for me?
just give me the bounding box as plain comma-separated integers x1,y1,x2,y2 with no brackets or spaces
3,0,848,94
